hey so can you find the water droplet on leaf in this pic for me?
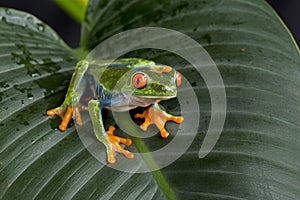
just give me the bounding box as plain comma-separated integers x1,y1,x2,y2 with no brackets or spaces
21,121,29,126
36,23,45,32
26,16,34,22
2,17,7,24
27,93,34,100
5,9,11,15
31,73,40,78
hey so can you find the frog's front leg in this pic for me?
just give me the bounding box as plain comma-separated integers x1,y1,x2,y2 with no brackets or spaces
88,100,134,164
46,60,89,131
134,103,183,138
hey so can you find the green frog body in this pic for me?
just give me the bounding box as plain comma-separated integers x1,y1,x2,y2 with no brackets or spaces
47,58,183,163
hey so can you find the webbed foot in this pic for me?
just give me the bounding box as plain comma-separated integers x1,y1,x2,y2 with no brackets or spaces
106,126,134,164
46,105,83,131
134,104,183,138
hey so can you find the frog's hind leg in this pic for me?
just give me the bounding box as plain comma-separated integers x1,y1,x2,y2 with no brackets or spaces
88,99,134,164
47,104,84,131
46,61,89,131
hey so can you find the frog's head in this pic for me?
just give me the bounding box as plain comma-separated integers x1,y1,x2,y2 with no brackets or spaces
128,65,182,100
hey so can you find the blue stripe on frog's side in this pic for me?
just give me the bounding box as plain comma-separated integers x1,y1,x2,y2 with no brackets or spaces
85,73,128,109
84,74,112,106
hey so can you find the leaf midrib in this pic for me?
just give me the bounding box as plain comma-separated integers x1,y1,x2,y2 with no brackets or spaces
132,137,177,200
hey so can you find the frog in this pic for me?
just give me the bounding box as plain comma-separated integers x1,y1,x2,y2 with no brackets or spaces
46,58,183,164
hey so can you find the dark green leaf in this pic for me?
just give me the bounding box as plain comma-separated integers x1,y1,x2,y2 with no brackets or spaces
81,0,300,199
1,0,300,199
0,8,167,200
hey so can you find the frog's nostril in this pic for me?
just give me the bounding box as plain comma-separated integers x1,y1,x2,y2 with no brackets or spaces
175,72,182,86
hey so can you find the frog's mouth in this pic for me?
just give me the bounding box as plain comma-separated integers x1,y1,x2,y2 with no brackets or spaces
138,96,177,104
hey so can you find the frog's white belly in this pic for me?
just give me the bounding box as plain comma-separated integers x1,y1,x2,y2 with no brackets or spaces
105,93,167,112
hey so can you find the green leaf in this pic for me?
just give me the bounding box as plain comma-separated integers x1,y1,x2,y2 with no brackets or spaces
53,0,88,23
0,8,170,200
80,0,300,199
1,0,300,199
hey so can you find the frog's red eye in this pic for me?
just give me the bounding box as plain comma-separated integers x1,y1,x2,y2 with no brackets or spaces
132,73,147,89
176,72,182,86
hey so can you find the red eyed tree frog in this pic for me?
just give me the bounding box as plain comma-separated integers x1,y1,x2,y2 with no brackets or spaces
47,58,183,164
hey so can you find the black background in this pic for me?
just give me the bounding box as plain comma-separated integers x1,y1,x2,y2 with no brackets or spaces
0,0,299,48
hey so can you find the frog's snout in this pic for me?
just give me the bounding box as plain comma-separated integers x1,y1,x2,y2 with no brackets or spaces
163,84,177,98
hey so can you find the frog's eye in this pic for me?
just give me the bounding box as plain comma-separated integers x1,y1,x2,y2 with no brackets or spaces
175,72,182,86
132,73,147,89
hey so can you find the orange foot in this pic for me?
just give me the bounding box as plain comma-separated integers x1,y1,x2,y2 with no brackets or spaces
106,126,134,164
134,104,184,138
46,105,83,131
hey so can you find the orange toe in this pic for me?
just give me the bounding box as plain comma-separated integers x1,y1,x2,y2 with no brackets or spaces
168,116,184,124
46,109,58,116
119,137,132,146
123,150,134,159
58,106,73,131
160,128,170,138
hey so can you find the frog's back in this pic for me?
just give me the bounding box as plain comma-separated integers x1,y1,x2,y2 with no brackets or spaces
87,58,156,92
88,58,155,71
